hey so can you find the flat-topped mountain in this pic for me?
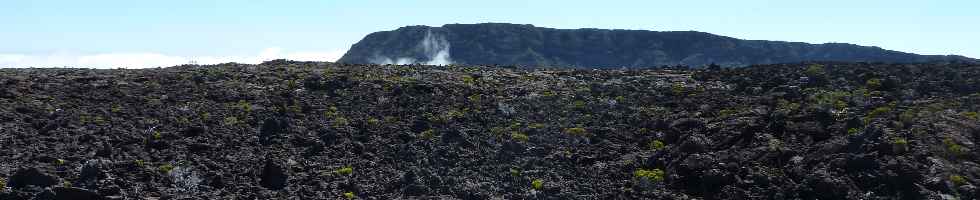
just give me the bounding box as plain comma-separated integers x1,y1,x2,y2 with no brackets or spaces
338,23,976,67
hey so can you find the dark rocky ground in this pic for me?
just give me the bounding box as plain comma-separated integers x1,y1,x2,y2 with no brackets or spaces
1,60,978,199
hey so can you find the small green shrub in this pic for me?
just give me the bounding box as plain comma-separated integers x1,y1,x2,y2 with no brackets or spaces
467,94,481,104
834,100,848,110
510,168,521,177
531,179,544,190
224,116,239,126
864,106,893,124
805,64,827,77
343,191,355,199
527,123,544,130
461,75,475,85
510,132,529,142
964,111,978,120
0,177,6,189
324,106,339,118
848,128,860,135
944,138,965,157
564,127,588,136
419,129,436,139
892,137,909,154
572,100,587,109
443,109,465,121
951,175,967,186
718,109,738,118
649,140,666,150
776,99,801,113
236,100,252,113
867,106,893,118
92,116,107,125
335,166,353,175
152,130,163,140
134,159,145,167
332,116,350,128
200,112,211,121
634,168,665,182
286,79,299,90
810,90,850,109
866,78,883,90
159,164,175,173
110,104,122,113
541,90,555,97
671,83,685,96
899,109,917,125
366,118,380,126
54,158,65,166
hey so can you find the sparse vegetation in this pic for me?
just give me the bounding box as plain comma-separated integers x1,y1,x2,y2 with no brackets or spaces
564,127,587,136
419,129,436,139
335,166,354,175
717,108,738,118
111,104,123,113
866,78,883,90
531,179,544,190
510,132,529,142
344,191,356,199
152,130,163,140
671,83,685,96
964,111,978,120
159,163,175,174
804,64,826,78
951,175,967,186
236,100,253,113
224,116,240,126
892,137,909,154
864,106,893,124
634,168,666,182
332,116,350,128
944,138,965,158
649,140,666,150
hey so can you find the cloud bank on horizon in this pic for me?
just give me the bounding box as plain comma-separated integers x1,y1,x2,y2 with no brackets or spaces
0,48,345,69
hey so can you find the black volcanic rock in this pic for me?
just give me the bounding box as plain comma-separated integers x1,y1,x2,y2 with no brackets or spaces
1,61,979,199
259,159,288,190
52,187,102,200
338,23,976,67
8,168,59,189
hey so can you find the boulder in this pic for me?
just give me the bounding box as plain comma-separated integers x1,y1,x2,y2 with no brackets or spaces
259,159,288,190
8,167,59,189
52,187,101,200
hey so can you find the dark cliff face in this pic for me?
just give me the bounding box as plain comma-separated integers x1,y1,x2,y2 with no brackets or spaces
338,23,976,67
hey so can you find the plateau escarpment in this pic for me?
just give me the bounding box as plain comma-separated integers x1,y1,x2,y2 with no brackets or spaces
339,23,976,67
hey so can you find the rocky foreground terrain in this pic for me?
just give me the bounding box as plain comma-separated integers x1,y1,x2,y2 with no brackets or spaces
1,61,979,199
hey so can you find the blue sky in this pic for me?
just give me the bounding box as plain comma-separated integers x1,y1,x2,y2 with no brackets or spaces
1,0,978,68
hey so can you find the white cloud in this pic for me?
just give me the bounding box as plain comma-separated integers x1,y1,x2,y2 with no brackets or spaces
0,48,346,69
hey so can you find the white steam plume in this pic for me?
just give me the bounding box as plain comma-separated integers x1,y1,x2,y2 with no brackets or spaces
371,29,453,65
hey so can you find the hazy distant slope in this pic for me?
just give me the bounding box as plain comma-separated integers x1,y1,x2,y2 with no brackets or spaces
338,23,976,67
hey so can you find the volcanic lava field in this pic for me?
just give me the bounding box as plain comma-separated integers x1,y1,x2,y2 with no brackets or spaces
1,61,979,199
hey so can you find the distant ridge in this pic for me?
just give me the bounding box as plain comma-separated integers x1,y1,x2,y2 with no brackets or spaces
338,23,976,67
